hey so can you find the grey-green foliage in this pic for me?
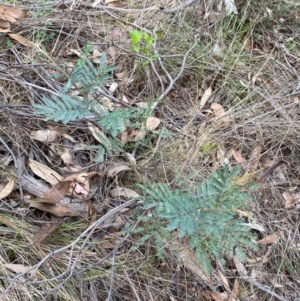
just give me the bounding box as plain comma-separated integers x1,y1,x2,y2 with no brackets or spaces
33,53,147,161
137,165,259,274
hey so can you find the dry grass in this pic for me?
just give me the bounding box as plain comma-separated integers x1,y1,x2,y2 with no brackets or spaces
1,0,300,300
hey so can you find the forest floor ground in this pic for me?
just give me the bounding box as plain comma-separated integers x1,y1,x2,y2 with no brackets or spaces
0,0,300,300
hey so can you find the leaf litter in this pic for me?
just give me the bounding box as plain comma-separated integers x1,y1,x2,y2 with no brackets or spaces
1,0,299,300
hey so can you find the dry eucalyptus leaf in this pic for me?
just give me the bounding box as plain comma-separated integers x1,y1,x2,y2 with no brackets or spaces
8,33,34,47
34,217,65,246
233,255,247,276
228,279,239,301
28,159,62,186
110,187,140,199
0,178,14,200
106,46,119,59
28,201,85,217
199,86,212,109
218,270,230,289
40,181,73,204
107,164,130,177
88,122,113,151
211,103,231,126
257,232,283,245
0,4,27,23
31,129,59,143
146,116,161,131
4,264,33,274
232,149,246,163
247,145,262,172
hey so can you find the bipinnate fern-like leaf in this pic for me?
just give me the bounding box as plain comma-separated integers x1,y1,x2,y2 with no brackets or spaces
33,94,91,124
64,54,115,94
138,165,259,275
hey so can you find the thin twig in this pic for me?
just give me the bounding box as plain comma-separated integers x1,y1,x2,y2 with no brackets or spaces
0,137,23,201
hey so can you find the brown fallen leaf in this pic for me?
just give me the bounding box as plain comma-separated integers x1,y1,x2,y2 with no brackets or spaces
257,232,283,245
283,190,296,209
110,187,140,199
30,129,59,143
40,180,73,204
218,270,230,290
0,4,27,23
54,145,73,165
28,159,62,186
34,217,65,246
8,33,34,47
228,278,239,301
232,149,246,163
211,103,231,126
28,201,86,217
107,163,130,177
247,145,262,172
0,178,14,200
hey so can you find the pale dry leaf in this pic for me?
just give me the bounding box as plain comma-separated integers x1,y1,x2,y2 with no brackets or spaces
0,178,14,200
224,0,238,15
218,270,230,289
106,46,119,59
28,159,62,186
66,48,81,57
126,152,136,165
146,116,161,131
109,82,118,94
232,149,246,163
211,103,225,117
135,102,148,109
202,291,226,301
228,278,239,301
121,131,129,144
211,103,231,125
233,255,247,276
128,129,146,141
105,0,119,3
257,233,282,245
107,164,130,177
199,86,212,109
62,133,76,143
31,129,59,143
283,190,296,208
110,187,140,199
177,246,209,282
247,145,262,172
92,0,101,6
92,47,101,58
8,33,34,47
88,122,113,151
4,264,33,274
54,146,73,165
